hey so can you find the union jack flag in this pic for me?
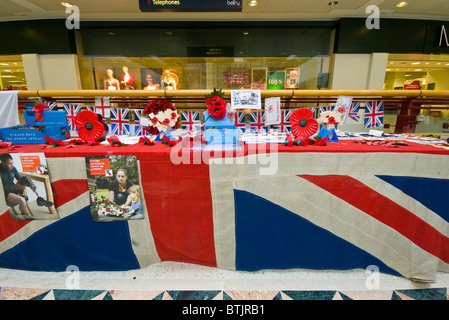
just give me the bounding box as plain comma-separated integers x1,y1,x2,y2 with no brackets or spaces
110,108,130,135
272,110,292,133
364,101,384,128
319,106,332,114
234,111,246,132
349,102,361,121
133,109,150,136
62,103,82,131
181,111,201,131
249,111,268,133
42,100,58,111
1,146,448,283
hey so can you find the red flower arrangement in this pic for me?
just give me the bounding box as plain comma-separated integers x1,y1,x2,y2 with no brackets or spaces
205,88,227,120
290,108,319,138
44,135,67,147
74,111,107,143
138,136,154,145
141,99,179,135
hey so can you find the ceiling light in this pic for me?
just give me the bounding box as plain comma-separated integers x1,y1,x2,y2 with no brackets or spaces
414,69,422,71
248,0,258,6
396,2,407,7
411,62,420,65
328,1,339,6
61,2,73,7
243,32,249,35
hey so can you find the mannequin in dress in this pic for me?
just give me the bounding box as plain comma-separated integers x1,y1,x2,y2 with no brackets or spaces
161,69,176,90
104,69,120,90
143,73,161,90
120,66,135,90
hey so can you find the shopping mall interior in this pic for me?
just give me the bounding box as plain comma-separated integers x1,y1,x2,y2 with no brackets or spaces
0,0,448,302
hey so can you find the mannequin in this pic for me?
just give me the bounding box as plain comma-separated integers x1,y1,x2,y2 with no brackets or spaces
161,69,176,90
104,69,120,90
143,73,161,90
120,66,135,90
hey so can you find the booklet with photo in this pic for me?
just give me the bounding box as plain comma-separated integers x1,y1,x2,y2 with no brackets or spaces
0,153,59,221
85,155,145,222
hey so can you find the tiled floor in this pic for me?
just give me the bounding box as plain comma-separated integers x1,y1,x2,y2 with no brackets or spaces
0,261,448,300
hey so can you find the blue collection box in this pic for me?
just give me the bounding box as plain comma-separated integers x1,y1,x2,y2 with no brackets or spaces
0,110,70,144
204,110,239,144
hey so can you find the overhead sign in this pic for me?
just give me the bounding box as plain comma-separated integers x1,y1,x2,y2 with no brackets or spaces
139,0,242,12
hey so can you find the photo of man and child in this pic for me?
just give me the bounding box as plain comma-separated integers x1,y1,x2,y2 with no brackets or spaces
85,155,145,222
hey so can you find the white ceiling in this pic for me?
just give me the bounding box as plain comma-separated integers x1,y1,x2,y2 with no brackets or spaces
1,0,449,22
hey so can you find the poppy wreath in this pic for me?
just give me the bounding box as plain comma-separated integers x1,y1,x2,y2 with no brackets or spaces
205,88,227,120
290,108,319,137
141,99,179,135
317,110,342,129
74,110,108,143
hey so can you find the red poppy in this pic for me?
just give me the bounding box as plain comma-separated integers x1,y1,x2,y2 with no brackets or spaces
35,112,44,121
227,112,235,119
75,111,106,143
170,112,178,120
327,116,337,125
0,140,12,148
44,135,66,147
162,118,170,126
107,135,122,146
337,106,346,113
206,96,227,120
138,137,154,145
290,108,318,137
33,103,46,113
150,117,159,125
71,139,86,145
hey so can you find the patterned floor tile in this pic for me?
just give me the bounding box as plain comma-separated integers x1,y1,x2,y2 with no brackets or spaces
166,290,222,300
395,288,447,300
225,290,279,300
281,290,337,300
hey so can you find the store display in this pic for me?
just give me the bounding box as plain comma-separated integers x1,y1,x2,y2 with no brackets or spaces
161,69,177,90
120,66,135,90
104,68,120,90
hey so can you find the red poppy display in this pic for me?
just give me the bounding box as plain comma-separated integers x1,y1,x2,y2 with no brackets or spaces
290,108,318,137
74,111,106,143
206,96,227,120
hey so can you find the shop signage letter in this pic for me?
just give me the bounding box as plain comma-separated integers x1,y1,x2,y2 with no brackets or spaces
439,25,449,47
365,5,380,30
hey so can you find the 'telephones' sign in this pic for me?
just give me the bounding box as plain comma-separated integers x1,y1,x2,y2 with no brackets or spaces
139,0,242,12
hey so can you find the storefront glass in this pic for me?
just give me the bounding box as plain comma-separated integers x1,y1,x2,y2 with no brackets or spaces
384,53,449,134
78,56,330,91
0,55,27,91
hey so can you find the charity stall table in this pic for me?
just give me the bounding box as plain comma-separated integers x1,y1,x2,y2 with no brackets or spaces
0,139,448,282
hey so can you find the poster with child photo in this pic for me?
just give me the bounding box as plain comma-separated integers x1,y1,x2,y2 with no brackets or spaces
85,155,145,222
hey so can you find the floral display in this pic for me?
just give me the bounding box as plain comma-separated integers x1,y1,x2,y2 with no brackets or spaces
290,108,319,137
205,88,227,120
141,99,179,135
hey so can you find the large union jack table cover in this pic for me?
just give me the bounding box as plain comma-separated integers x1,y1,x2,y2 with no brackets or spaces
0,140,448,281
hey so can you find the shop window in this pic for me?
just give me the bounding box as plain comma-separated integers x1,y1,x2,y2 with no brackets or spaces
78,56,330,91
0,55,27,91
384,53,449,134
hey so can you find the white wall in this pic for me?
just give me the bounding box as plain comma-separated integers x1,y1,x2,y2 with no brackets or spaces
22,54,82,90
